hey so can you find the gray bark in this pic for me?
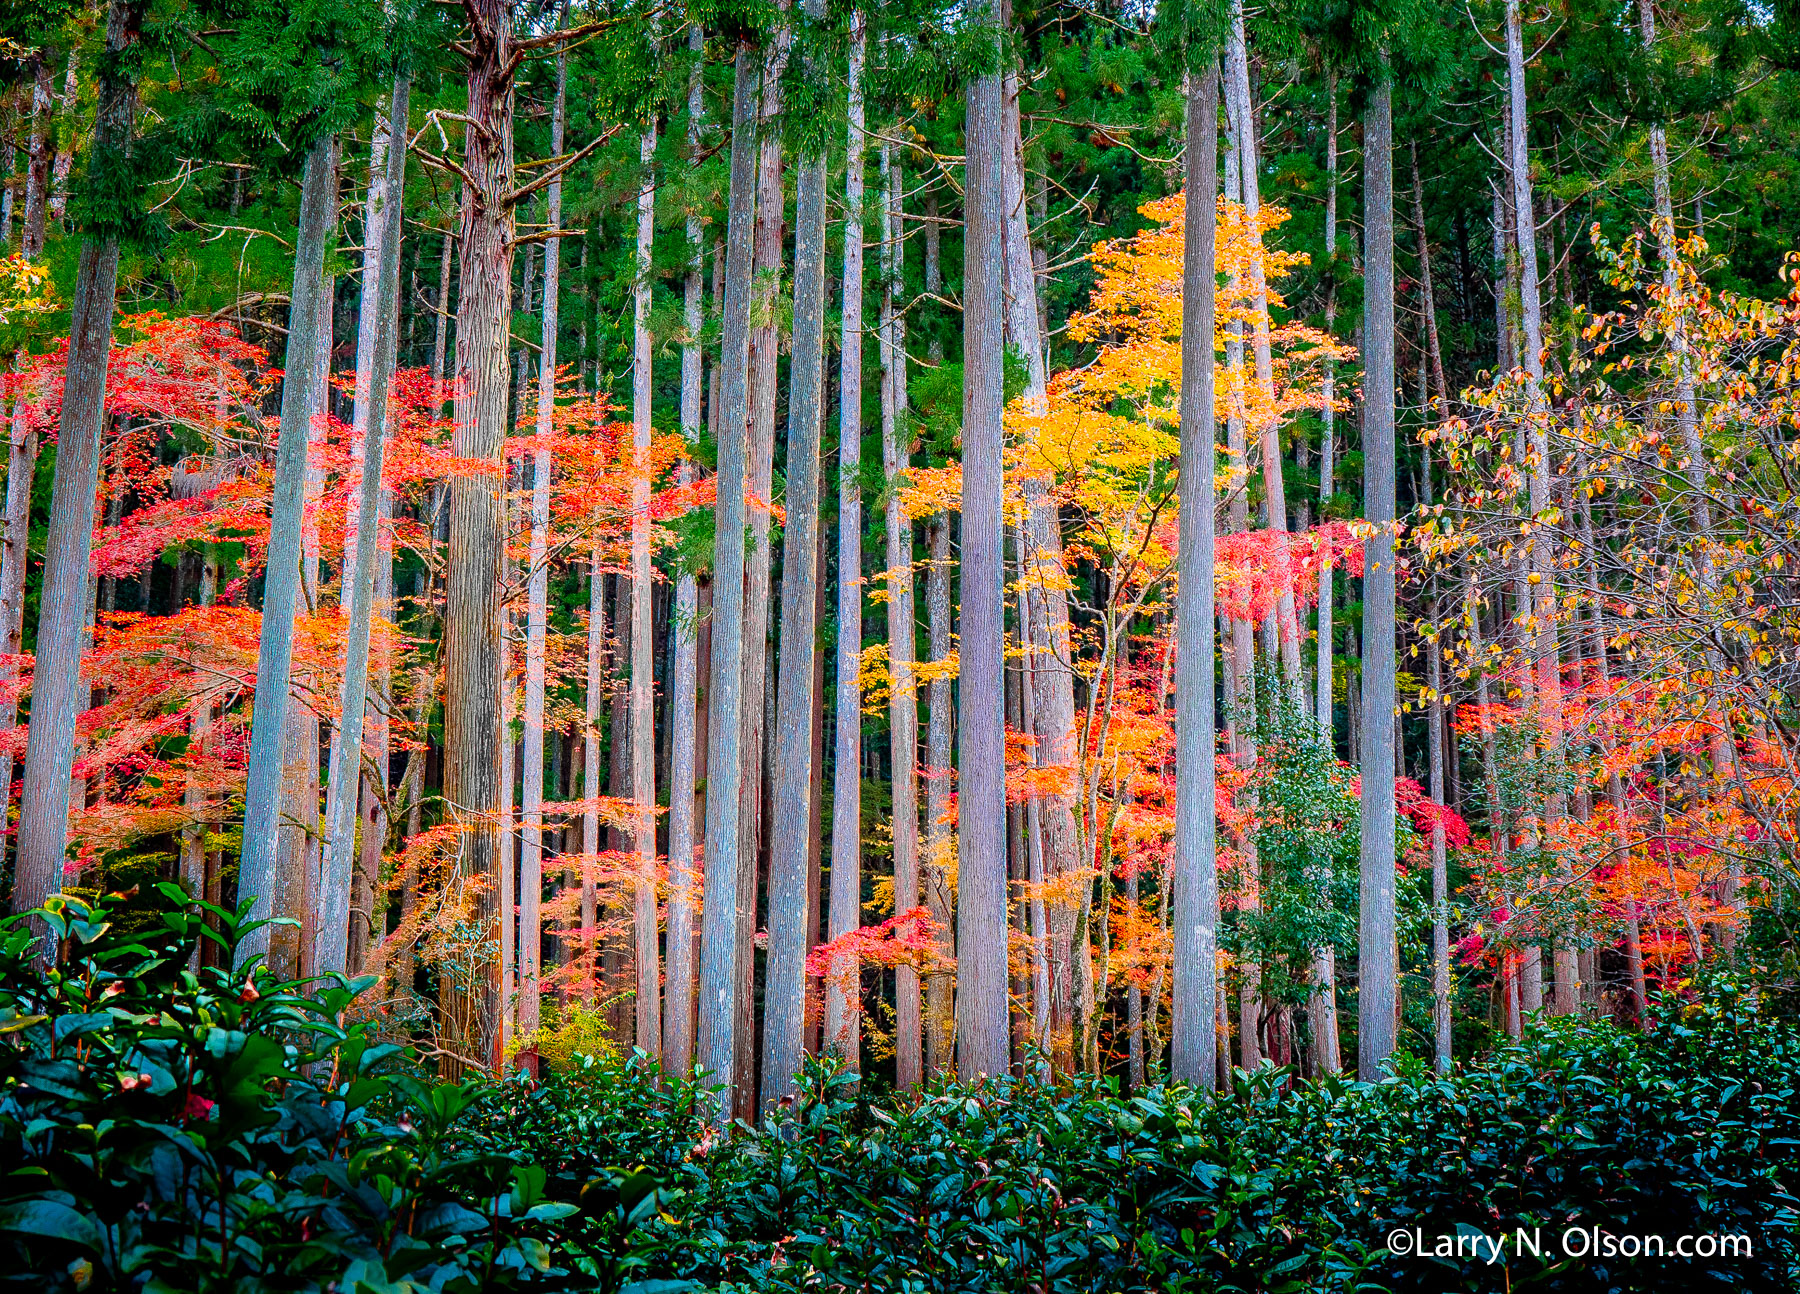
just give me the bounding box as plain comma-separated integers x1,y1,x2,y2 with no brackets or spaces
232,133,336,964
761,9,830,1103
631,90,662,1061
695,43,760,1112
0,59,53,863
1315,73,1337,731
923,514,955,1074
319,72,412,978
664,19,707,1076
1226,3,1304,700
879,141,921,1089
730,30,790,1114
520,48,566,1043
1003,51,1080,1067
955,4,1010,1079
12,8,134,938
1171,64,1220,1092
1309,77,1345,1075
825,13,867,1068
1505,0,1574,1012
1357,72,1399,1079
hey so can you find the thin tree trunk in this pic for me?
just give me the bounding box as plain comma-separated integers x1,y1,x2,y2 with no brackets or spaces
631,76,663,1062
320,71,411,977
284,283,335,981
230,133,334,962
825,13,867,1069
1170,62,1221,1092
520,48,566,1045
922,513,955,1074
664,20,707,1077
1315,72,1337,731
45,52,77,223
18,55,54,259
1425,514,1452,1075
0,59,53,859
760,17,830,1103
695,43,760,1113
1638,0,1737,956
1003,51,1081,1071
729,29,790,1115
12,10,129,936
498,565,517,1048
581,548,605,997
1305,73,1343,1076
1220,90,1262,1071
442,0,520,1065
1016,521,1051,1047
878,140,922,1089
1505,0,1574,1013
1226,3,1303,701
432,231,453,408
1357,68,1399,1079
956,1,1010,1079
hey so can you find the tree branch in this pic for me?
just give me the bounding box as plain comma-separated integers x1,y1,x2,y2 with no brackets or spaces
505,127,618,208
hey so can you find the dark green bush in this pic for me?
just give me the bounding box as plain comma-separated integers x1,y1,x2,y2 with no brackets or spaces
478,990,1800,1293
0,888,592,1293
9,885,1799,1293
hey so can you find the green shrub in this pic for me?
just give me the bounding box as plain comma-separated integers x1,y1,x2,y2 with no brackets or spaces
9,885,1798,1293
512,1001,619,1074
0,887,589,1293
477,988,1800,1292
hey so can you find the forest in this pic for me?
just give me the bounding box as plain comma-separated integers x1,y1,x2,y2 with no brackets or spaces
1,0,1799,1287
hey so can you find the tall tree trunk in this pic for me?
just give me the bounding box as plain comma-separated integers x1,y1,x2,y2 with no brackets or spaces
230,132,334,962
1003,50,1082,1070
581,548,605,997
0,57,54,862
498,553,517,1048
1638,0,1737,955
956,0,1010,1080
442,0,519,1065
695,43,760,1114
181,557,220,930
923,514,955,1074
729,29,790,1115
1314,72,1337,731
1220,87,1261,1071
12,5,135,937
1308,70,1343,1080
1504,0,1574,1013
631,77,663,1062
1424,473,1452,1074
1016,521,1051,1046
432,231,453,410
825,13,867,1068
1170,63,1220,1092
1357,68,1399,1079
879,140,922,1089
283,285,335,981
760,12,830,1102
320,72,411,977
664,19,707,1077
1226,1,1304,701
520,48,566,1045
